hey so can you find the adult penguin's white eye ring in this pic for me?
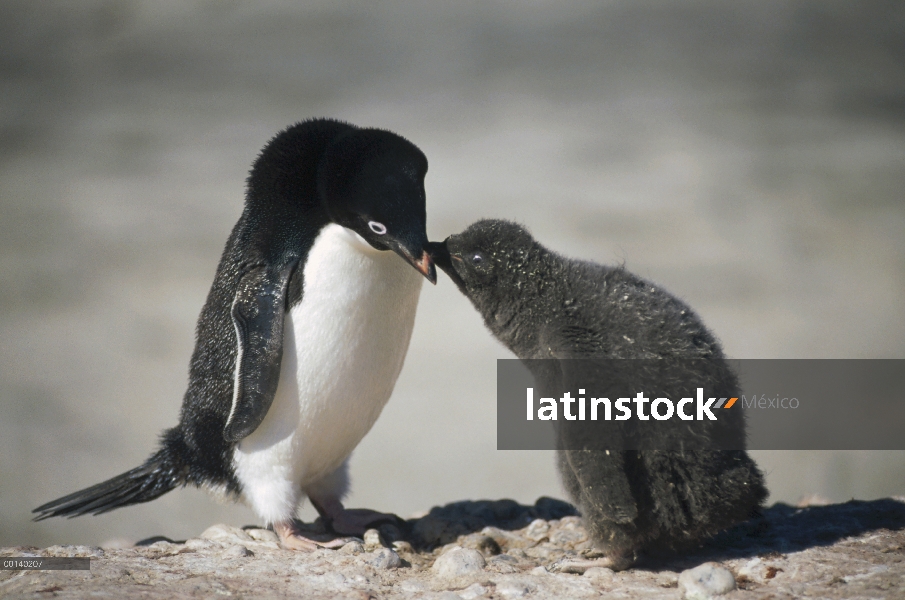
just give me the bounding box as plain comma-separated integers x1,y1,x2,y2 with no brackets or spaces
368,221,387,235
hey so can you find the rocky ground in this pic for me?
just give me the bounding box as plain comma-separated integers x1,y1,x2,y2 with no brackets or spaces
2,497,904,599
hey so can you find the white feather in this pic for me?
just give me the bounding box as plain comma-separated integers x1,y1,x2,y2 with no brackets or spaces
232,224,423,524
225,296,244,433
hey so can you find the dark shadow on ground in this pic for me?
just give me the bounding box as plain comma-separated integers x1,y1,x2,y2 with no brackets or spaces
662,498,905,570
403,496,905,569
404,497,578,550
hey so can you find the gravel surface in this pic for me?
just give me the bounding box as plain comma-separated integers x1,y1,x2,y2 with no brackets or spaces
3,497,904,599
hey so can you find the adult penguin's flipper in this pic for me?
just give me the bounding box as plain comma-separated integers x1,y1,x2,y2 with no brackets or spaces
223,264,294,443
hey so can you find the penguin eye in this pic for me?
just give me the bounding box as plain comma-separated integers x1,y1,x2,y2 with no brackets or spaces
368,221,387,235
471,253,484,265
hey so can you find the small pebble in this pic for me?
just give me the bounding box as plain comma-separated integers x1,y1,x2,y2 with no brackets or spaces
524,519,550,542
244,528,279,543
524,544,556,560
488,554,520,574
392,540,414,554
200,524,253,543
461,533,501,556
400,579,427,592
657,572,679,587
481,526,528,549
491,554,519,564
134,535,175,547
558,516,583,528
221,545,252,559
497,580,533,598
315,571,346,586
339,541,365,555
145,541,176,553
432,546,486,579
184,538,215,551
459,582,489,599
583,566,615,581
362,528,384,550
369,548,402,570
549,527,587,545
678,562,736,599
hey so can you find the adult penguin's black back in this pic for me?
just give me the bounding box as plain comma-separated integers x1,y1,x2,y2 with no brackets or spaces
34,119,436,549
430,219,767,570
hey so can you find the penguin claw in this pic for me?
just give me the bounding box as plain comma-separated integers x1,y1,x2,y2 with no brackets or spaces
273,520,359,551
550,553,636,574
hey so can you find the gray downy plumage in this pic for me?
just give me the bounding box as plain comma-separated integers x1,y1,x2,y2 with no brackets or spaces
429,219,767,568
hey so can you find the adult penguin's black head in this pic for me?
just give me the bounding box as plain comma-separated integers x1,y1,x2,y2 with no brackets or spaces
318,127,436,284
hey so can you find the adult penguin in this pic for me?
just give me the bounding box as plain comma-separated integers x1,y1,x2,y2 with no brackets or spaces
34,118,436,550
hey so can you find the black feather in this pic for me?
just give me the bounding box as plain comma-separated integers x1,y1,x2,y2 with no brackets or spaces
33,428,191,521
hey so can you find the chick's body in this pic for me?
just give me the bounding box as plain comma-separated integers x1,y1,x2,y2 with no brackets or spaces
432,219,767,569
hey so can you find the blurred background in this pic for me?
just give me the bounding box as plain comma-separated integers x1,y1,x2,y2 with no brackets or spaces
1,0,903,548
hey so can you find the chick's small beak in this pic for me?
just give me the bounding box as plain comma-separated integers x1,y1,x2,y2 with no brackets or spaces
425,240,452,270
426,239,467,292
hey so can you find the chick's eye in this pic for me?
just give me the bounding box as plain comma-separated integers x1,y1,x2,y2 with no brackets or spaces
471,253,483,265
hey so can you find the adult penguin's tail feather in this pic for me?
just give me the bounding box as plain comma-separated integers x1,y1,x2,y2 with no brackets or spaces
32,428,190,521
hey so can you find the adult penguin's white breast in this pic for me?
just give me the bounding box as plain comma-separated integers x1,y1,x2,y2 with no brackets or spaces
232,224,423,514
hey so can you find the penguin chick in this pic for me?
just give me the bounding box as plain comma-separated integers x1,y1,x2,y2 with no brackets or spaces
34,118,437,551
429,219,767,570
